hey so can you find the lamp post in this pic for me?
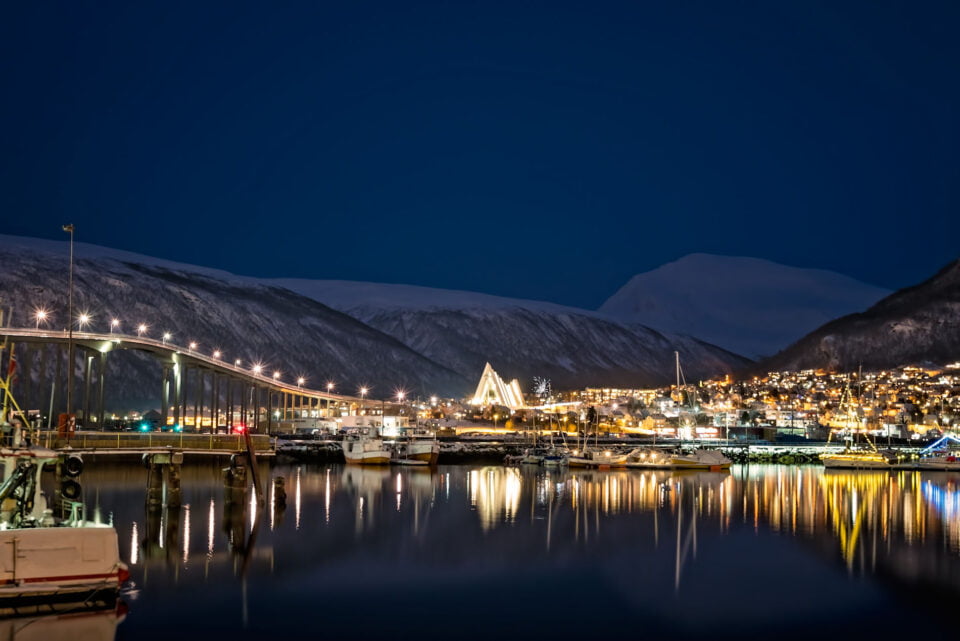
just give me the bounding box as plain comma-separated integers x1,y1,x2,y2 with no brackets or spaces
34,308,48,329
137,324,147,337
110,318,119,334
359,387,367,416
62,224,75,415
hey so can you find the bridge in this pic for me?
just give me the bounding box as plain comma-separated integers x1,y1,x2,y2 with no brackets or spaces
0,326,362,433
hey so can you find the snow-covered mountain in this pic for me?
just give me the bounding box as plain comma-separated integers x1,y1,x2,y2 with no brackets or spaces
599,254,891,359
757,258,960,373
0,236,748,408
266,279,749,390
0,235,469,409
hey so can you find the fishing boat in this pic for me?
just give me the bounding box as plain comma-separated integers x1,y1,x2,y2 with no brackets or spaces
342,426,392,465
0,353,128,612
0,436,129,610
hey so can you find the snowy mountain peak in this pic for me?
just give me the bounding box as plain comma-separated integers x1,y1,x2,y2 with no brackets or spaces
599,254,891,359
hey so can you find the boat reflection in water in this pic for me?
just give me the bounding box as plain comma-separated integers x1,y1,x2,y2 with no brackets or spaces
70,463,960,640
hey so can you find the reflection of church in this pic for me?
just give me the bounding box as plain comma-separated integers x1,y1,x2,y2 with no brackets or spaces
469,363,526,410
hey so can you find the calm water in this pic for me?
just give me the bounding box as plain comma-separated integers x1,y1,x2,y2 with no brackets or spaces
66,464,960,639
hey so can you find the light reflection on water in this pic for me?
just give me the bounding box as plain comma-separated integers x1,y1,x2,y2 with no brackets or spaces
72,463,960,640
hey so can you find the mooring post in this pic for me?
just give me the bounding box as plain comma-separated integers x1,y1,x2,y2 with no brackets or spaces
146,460,163,510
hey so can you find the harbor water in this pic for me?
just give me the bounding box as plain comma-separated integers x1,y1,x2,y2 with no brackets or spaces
78,463,960,640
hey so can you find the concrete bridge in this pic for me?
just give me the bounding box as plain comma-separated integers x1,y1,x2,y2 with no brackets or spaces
0,327,362,433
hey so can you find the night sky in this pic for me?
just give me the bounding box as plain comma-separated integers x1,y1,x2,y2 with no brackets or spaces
2,1,958,309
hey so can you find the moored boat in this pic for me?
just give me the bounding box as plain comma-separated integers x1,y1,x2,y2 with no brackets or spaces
342,427,392,465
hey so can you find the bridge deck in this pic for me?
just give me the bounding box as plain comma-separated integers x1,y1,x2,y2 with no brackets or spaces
35,431,274,455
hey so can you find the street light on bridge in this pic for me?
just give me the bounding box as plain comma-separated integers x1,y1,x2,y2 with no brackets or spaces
33,308,49,329
77,312,91,330
162,332,172,345
273,371,281,381
297,377,305,389
189,341,197,351
253,364,263,375
137,323,147,337
110,318,120,333
213,350,221,359
327,381,334,393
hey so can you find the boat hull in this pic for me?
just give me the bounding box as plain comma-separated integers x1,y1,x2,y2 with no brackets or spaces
405,441,440,465
821,454,892,469
0,527,127,598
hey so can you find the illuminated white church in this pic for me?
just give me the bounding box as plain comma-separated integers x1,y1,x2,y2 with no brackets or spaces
469,363,526,410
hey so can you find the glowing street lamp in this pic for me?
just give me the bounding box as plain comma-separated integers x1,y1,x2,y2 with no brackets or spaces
34,308,49,329
213,350,222,359
396,390,406,403
273,371,281,381
253,364,263,375
297,377,305,389
189,341,197,351
358,387,368,416
137,323,147,337
110,318,120,333
162,332,171,345
327,381,334,393
77,313,91,330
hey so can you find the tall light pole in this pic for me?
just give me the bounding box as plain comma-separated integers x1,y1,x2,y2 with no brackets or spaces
63,224,75,416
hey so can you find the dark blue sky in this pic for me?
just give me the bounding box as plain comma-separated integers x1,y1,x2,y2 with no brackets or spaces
2,1,957,308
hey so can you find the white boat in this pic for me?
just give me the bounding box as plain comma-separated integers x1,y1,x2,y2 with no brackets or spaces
624,447,673,469
566,448,627,468
668,448,732,470
0,442,129,609
342,427,392,465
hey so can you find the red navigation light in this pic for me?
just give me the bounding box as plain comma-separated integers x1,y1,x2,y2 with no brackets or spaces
232,424,247,434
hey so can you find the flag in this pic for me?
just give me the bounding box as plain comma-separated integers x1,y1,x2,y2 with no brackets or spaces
5,350,16,386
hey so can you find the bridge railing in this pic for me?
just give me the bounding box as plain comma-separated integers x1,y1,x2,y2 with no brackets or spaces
38,431,274,453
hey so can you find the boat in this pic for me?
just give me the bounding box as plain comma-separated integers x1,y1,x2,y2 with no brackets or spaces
566,447,628,469
625,446,731,469
624,447,673,469
668,448,732,470
342,426,392,465
820,375,897,470
0,364,128,612
0,441,128,609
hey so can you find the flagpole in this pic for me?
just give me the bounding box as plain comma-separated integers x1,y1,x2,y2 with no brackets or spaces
63,224,75,417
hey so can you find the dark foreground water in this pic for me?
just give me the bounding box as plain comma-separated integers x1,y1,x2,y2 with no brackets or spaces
52,464,960,640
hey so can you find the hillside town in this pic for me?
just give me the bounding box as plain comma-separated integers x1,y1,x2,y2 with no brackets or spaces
433,362,960,443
